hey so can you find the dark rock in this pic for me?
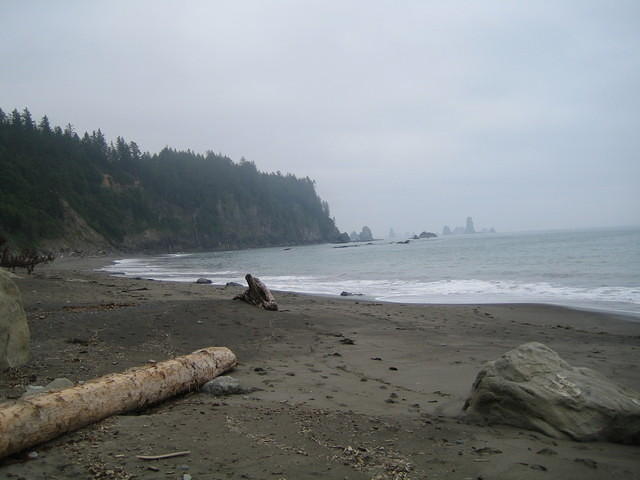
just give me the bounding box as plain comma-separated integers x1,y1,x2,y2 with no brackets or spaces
530,464,547,471
201,376,248,396
340,291,363,297
536,448,557,456
574,458,598,469
339,338,355,345
334,232,351,243
225,281,243,287
418,231,437,239
474,447,503,455
195,278,212,284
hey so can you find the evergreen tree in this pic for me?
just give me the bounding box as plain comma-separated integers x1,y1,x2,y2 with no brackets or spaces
38,115,51,133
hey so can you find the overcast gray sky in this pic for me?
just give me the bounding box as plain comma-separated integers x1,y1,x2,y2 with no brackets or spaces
2,1,639,236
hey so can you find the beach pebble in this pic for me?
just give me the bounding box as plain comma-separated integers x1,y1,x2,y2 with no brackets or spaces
574,458,598,469
201,376,246,396
23,378,74,397
537,448,557,456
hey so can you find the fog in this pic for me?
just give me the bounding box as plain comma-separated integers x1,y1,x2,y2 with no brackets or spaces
2,1,639,236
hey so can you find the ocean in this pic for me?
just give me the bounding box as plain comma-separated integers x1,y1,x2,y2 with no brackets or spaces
102,227,640,316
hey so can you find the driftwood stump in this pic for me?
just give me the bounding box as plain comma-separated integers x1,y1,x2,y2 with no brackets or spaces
234,274,278,311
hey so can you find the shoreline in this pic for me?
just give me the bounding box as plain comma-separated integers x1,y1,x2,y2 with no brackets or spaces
100,254,640,321
1,259,639,479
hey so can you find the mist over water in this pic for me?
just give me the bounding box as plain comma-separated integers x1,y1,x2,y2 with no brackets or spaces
104,227,640,316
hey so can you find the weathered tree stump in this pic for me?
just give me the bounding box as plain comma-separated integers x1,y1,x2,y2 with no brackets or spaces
233,274,278,311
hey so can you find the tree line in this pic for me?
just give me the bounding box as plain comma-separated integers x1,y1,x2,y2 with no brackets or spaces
0,107,348,251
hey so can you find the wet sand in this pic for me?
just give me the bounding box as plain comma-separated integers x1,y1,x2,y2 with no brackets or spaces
1,258,639,479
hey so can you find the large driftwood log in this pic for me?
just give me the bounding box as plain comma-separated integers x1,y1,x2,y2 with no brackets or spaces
234,274,278,311
0,346,236,458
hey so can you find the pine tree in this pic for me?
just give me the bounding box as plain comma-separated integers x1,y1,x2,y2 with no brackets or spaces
38,115,51,133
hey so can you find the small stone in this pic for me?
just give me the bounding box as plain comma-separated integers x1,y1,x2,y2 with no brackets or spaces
23,378,73,398
196,278,212,284
339,338,355,345
27,451,38,459
574,458,598,469
201,376,245,396
537,448,557,456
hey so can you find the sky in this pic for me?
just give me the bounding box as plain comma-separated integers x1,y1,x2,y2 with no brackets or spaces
2,1,639,236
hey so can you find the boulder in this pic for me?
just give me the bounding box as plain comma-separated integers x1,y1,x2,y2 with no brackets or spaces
195,278,212,284
0,269,30,369
464,342,640,444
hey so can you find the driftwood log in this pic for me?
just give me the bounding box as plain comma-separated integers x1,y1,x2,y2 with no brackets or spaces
234,274,278,311
0,346,236,459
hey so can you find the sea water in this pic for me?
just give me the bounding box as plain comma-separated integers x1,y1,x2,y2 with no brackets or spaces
102,227,640,316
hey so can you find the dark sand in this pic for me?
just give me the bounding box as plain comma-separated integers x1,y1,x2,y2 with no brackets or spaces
1,258,639,479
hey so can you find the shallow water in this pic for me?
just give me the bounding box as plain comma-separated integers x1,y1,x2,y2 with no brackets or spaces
103,226,640,315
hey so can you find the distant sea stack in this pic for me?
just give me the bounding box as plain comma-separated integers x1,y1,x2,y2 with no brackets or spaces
350,226,374,242
465,216,476,234
442,217,494,236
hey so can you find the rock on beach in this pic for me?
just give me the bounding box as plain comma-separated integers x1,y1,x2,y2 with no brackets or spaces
464,342,640,444
0,268,30,369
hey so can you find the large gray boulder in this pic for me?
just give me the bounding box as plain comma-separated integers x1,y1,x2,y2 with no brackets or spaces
0,269,30,369
464,342,640,444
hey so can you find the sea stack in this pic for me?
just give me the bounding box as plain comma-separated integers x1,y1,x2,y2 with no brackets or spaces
465,216,476,234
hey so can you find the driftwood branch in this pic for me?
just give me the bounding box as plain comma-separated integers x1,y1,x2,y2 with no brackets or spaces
137,451,191,460
0,346,237,459
233,274,278,311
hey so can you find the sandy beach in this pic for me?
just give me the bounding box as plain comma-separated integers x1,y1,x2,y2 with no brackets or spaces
1,258,639,479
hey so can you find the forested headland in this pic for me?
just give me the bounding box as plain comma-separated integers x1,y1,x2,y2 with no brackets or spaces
0,108,349,252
